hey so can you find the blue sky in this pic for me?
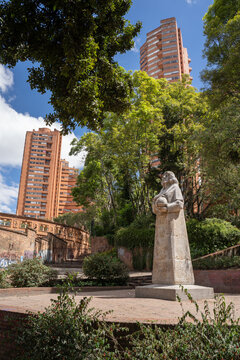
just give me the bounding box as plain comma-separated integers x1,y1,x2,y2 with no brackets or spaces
0,0,213,214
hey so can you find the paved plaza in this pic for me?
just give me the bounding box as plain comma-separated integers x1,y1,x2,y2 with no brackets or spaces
0,288,240,324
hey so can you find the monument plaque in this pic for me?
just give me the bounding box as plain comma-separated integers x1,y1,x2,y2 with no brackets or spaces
136,171,214,301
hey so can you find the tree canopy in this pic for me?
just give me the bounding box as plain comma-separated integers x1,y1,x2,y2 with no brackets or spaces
201,0,240,104
200,0,240,224
0,0,141,133
70,72,208,227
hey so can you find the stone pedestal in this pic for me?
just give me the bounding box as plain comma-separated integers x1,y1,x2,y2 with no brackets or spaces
152,209,194,285
135,284,214,301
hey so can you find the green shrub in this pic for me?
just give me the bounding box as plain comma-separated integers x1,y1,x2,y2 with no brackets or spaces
16,290,121,360
187,218,240,259
132,248,153,271
115,214,155,250
8,258,57,287
83,252,129,284
16,289,240,359
193,255,240,270
126,293,240,360
0,270,10,288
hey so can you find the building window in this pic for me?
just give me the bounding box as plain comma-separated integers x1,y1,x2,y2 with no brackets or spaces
163,55,178,60
0,219,11,227
147,49,159,56
162,30,175,35
149,69,161,75
166,76,179,81
147,55,158,61
162,50,177,55
163,60,178,65
147,29,161,39
162,40,176,44
162,34,176,39
164,70,179,76
162,45,177,50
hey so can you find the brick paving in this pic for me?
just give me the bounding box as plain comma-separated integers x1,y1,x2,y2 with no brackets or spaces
0,288,240,324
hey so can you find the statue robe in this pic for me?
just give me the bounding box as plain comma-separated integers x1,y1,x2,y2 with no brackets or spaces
152,183,195,285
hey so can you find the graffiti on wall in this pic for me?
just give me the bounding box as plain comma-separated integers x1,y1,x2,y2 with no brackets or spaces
37,249,52,263
24,250,34,259
0,258,17,268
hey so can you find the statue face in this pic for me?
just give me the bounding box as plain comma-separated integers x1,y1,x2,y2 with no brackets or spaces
161,172,170,187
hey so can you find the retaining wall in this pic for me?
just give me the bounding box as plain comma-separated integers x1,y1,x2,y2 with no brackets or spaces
194,269,240,293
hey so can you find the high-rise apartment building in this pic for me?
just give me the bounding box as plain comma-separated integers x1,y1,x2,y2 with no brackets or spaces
16,128,82,220
140,17,192,82
56,160,81,215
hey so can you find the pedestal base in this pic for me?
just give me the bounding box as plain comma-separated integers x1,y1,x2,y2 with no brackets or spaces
135,284,214,301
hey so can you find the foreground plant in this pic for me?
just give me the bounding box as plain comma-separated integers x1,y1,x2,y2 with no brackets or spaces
15,284,240,359
16,286,125,360
125,290,240,360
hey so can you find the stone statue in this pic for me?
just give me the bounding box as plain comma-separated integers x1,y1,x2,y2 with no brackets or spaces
152,171,195,285
135,171,214,300
152,171,184,215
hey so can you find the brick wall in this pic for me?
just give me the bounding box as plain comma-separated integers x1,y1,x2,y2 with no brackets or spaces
90,236,113,254
0,309,172,359
0,310,28,360
0,224,91,267
194,269,240,293
0,226,36,267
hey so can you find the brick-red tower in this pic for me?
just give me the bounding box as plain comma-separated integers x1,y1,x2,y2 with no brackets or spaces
16,128,82,220
140,17,192,82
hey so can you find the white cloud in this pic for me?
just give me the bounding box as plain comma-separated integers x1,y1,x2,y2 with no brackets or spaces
131,38,141,53
0,173,18,213
0,95,84,169
0,65,86,214
185,0,196,4
0,65,14,93
61,133,86,169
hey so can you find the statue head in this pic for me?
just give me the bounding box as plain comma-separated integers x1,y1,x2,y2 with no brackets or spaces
161,171,178,188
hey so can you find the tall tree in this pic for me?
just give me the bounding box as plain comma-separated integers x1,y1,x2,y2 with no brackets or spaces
70,72,163,219
155,76,208,217
0,0,141,133
200,0,240,224
201,0,240,104
71,72,207,220
199,101,240,224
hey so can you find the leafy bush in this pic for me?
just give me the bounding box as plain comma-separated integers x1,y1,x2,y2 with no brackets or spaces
94,209,116,237
125,293,240,360
16,290,121,360
193,255,240,270
187,218,240,259
114,215,155,271
115,214,155,250
8,258,57,287
0,269,10,288
16,288,240,360
82,252,129,285
94,204,135,238
132,247,153,271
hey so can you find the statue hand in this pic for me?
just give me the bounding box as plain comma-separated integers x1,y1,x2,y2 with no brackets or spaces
167,200,184,213
154,204,168,215
158,206,167,213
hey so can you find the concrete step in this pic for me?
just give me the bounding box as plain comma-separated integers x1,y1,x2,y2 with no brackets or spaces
128,275,152,287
